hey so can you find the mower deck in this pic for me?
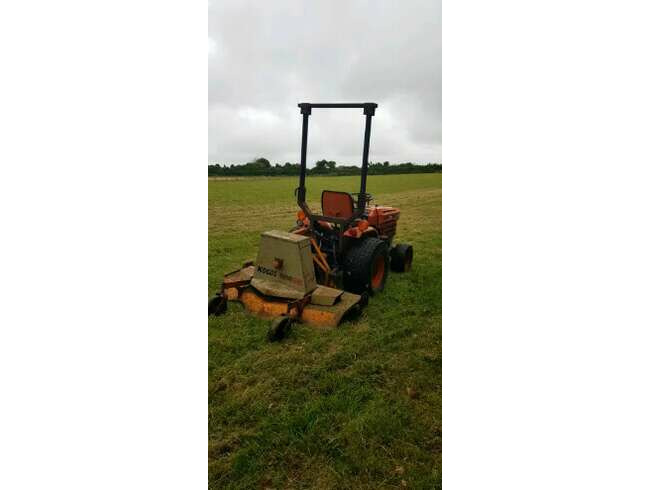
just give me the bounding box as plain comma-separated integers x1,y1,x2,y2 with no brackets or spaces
220,265,364,328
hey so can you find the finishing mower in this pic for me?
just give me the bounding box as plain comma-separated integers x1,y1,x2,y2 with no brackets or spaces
209,102,413,340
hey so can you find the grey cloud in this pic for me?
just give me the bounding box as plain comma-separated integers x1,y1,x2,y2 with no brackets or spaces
209,0,441,166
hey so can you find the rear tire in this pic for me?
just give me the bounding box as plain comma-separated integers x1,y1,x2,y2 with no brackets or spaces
390,244,413,272
343,237,389,295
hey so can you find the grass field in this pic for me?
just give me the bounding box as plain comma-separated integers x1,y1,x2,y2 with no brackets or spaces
209,173,441,489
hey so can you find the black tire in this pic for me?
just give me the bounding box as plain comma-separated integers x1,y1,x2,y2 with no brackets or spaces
390,244,414,272
267,316,293,342
343,237,389,295
208,293,227,316
341,292,369,323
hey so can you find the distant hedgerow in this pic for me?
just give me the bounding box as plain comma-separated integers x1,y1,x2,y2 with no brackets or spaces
208,158,441,177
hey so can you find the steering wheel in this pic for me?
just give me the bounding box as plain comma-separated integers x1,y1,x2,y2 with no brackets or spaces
351,192,373,208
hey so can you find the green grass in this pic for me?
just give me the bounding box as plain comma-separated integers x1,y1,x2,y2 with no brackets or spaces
209,174,441,489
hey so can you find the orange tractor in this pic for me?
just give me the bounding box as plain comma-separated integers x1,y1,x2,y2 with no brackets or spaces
209,102,413,339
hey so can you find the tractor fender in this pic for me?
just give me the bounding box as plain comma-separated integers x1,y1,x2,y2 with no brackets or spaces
362,226,379,238
343,225,379,239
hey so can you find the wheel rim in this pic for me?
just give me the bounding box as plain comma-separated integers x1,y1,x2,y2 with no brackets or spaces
370,254,385,289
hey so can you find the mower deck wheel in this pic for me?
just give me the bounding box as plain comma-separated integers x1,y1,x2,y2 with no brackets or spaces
208,293,227,316
341,292,369,323
267,316,293,342
390,244,414,272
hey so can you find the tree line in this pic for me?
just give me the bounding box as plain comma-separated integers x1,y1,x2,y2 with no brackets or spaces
208,158,442,177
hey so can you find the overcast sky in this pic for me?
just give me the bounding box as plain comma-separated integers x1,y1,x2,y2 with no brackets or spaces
209,1,441,167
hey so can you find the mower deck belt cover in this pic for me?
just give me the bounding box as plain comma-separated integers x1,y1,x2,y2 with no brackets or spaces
250,230,317,300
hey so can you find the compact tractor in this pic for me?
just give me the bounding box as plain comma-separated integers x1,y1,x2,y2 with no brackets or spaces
209,102,413,340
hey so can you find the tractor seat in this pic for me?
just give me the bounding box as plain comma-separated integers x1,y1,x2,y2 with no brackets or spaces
321,190,355,219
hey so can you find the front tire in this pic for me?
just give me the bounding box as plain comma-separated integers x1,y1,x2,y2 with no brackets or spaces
343,237,389,295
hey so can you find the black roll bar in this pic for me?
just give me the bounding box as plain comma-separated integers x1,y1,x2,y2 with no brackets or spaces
296,102,378,228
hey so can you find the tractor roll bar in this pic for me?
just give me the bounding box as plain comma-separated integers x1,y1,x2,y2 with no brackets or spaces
296,102,378,227
299,103,378,109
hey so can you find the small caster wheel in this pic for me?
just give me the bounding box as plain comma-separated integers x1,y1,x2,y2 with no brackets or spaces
342,292,369,323
358,292,369,309
267,316,293,342
208,293,227,316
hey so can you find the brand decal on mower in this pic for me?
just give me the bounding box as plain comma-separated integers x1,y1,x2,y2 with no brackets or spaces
257,265,304,286
257,265,278,277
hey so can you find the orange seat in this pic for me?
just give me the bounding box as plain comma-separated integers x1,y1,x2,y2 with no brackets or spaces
322,191,355,219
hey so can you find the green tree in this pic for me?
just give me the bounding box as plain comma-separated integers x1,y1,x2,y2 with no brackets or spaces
251,157,271,168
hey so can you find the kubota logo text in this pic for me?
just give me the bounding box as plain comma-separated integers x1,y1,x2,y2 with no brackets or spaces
257,265,277,277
